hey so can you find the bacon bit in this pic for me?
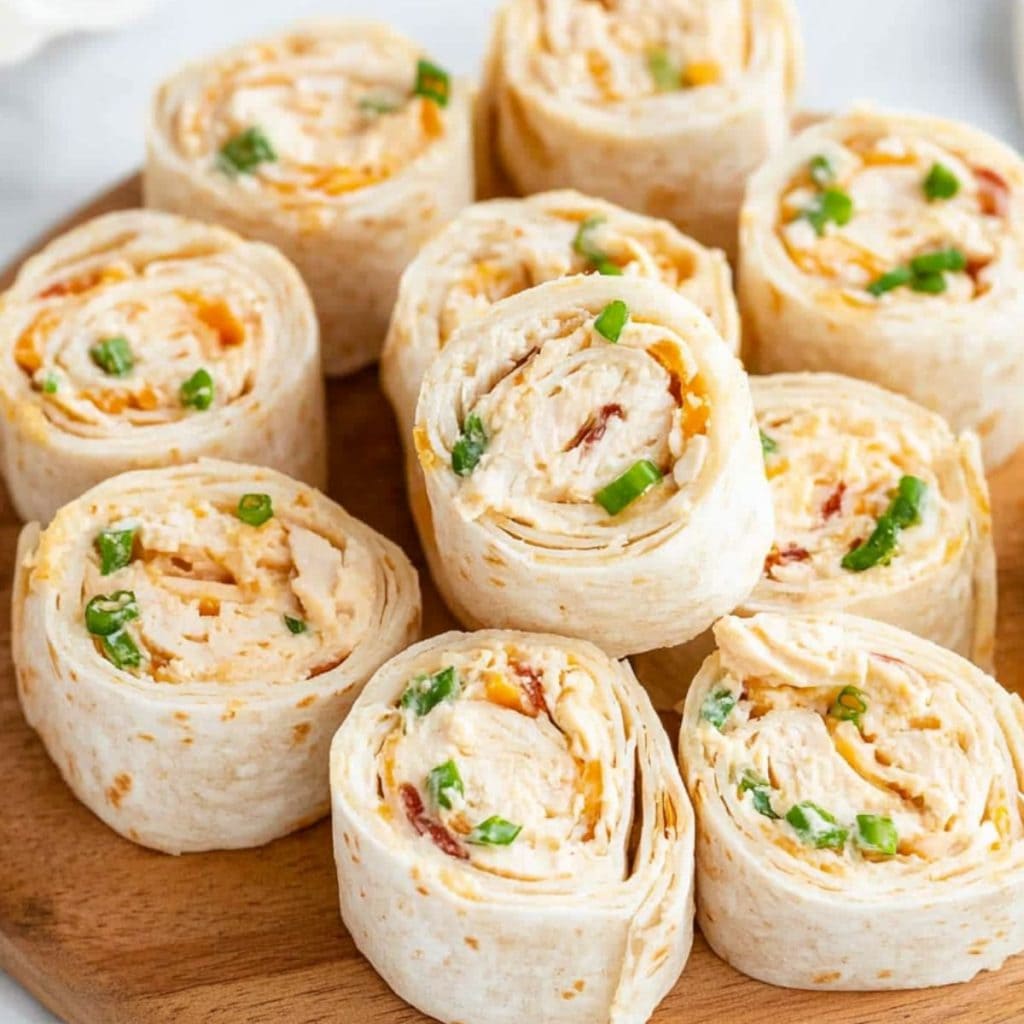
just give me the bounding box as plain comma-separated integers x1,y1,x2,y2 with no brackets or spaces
975,168,1010,218
764,544,811,578
177,291,246,347
566,403,624,450
399,783,469,860
822,482,847,520
847,536,864,554
511,661,549,717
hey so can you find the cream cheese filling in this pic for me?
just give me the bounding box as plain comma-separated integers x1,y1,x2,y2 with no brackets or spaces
172,31,446,202
528,0,746,105
378,642,633,883
777,131,1008,299
82,496,374,684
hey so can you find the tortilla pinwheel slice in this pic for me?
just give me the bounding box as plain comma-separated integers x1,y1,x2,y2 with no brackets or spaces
380,189,740,596
12,460,420,854
680,612,1024,990
414,275,773,658
0,209,325,524
684,606,1024,991
740,106,1024,469
331,629,694,1024
480,0,802,255
633,371,996,709
145,19,474,376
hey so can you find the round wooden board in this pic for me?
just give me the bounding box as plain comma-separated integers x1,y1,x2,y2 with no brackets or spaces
0,176,1022,1024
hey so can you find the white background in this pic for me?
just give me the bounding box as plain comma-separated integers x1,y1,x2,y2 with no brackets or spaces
0,0,1019,1019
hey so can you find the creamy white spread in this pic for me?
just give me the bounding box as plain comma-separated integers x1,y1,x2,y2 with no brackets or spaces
699,617,1022,875
528,0,746,105
450,306,710,530
82,496,373,684
13,244,264,436
378,641,629,881
756,392,963,588
778,132,1008,299
172,30,446,202
432,208,729,349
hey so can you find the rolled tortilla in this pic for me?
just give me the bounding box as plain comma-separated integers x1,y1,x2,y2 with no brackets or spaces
383,189,739,444
381,189,740,594
740,106,1024,469
679,612,1024,990
480,0,802,254
145,18,474,376
414,275,773,658
331,628,693,1024
12,459,420,854
634,371,996,708
0,209,325,524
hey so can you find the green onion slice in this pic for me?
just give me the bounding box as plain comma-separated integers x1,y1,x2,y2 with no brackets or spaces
739,770,780,819
400,666,460,717
90,336,133,377
180,368,214,410
700,687,737,731
359,95,401,115
467,816,522,846
842,475,926,572
595,459,662,515
828,685,868,728
910,271,947,294
867,266,914,297
283,615,307,635
809,154,835,187
909,248,967,275
855,813,899,856
41,373,58,394
414,59,450,107
785,801,848,850
647,47,681,91
102,630,143,670
236,493,274,527
593,300,630,342
923,162,960,201
95,527,136,576
85,591,139,636
803,188,853,236
426,759,464,810
572,216,622,275
452,412,488,476
217,126,276,177
760,429,779,456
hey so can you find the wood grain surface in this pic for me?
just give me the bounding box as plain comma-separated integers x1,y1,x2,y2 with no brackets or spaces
0,176,1022,1024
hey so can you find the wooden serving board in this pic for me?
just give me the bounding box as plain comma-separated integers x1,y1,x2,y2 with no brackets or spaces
0,177,1022,1024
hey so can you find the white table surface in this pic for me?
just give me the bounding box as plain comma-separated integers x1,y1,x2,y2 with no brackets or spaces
0,0,1019,1019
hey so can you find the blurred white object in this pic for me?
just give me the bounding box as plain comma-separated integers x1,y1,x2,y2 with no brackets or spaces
0,0,161,64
